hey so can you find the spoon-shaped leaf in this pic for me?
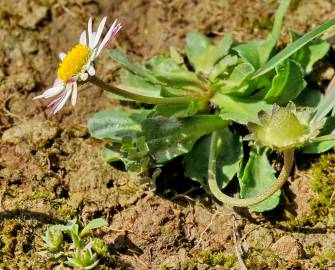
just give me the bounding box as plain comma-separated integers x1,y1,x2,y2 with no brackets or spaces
80,218,108,237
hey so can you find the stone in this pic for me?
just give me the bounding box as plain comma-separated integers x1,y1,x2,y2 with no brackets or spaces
244,225,274,251
2,119,58,147
271,235,306,261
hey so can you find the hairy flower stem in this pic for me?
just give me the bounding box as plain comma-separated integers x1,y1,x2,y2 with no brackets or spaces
88,76,201,105
208,132,294,207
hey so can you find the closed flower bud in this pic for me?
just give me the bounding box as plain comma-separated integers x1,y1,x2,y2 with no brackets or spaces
245,102,325,151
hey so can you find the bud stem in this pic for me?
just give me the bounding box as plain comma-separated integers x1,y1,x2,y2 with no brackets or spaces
208,132,294,207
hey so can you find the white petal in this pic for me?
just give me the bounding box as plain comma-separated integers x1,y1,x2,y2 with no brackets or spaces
33,84,65,99
33,94,46,100
90,32,96,48
71,83,78,106
48,91,65,107
58,52,66,60
96,20,121,56
87,17,93,48
92,16,107,49
90,49,97,60
88,66,95,76
53,78,62,86
79,30,87,46
53,86,72,114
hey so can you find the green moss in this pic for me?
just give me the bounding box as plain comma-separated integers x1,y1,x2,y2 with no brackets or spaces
29,189,55,200
224,255,237,268
198,249,236,268
92,238,109,257
179,258,197,270
245,249,283,270
312,249,335,268
311,153,335,205
1,220,19,255
303,153,335,227
285,153,335,229
0,219,51,269
54,201,76,220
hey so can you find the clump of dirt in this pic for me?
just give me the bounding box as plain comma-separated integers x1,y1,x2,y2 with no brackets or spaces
1,0,335,269
102,195,236,269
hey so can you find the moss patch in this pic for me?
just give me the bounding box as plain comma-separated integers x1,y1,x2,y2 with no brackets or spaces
0,219,51,270
244,248,300,270
312,249,335,268
197,249,237,268
294,152,335,228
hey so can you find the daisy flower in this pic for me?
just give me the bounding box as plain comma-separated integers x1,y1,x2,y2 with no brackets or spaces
34,17,122,114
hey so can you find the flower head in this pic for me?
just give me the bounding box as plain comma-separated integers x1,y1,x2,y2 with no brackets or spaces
245,102,325,150
34,17,122,114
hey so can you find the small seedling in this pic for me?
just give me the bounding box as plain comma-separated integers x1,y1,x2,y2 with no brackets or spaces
40,218,108,269
65,242,99,270
40,225,64,259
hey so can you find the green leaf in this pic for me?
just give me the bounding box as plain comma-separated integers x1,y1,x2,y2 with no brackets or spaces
186,32,211,70
293,88,323,108
253,18,335,78
184,128,243,190
264,59,306,105
154,71,202,92
313,78,335,121
301,138,335,154
142,115,228,163
118,69,162,100
306,42,330,73
209,55,239,81
88,108,151,143
215,62,255,94
160,85,191,97
145,55,181,72
233,42,262,69
102,136,150,172
112,52,202,97
80,218,108,237
145,55,203,93
127,136,149,159
102,144,123,163
109,49,158,83
152,101,202,118
186,32,233,74
301,116,335,154
290,30,330,74
169,46,184,65
239,148,280,212
234,0,290,69
68,225,82,249
211,93,272,124
65,247,99,269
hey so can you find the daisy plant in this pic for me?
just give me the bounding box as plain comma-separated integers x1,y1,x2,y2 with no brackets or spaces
35,0,335,212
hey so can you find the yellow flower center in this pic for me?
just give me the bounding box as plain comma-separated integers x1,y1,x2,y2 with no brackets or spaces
57,44,91,82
